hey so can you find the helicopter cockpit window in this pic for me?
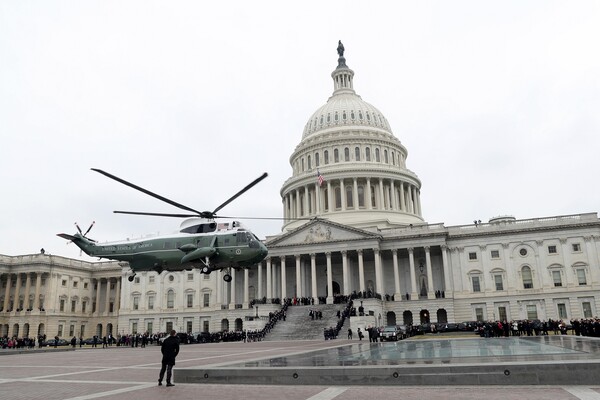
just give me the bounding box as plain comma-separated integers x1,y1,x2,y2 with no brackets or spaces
236,232,248,244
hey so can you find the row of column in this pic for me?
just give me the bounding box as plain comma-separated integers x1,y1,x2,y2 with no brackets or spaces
284,177,422,219
94,277,121,315
1,272,45,311
223,246,452,306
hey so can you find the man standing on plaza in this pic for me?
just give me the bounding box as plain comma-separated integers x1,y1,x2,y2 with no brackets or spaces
158,330,180,387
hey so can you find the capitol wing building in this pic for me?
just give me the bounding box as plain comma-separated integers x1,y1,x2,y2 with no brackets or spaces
1,46,600,339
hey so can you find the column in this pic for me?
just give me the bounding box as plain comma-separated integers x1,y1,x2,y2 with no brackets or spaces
114,277,121,312
425,246,434,299
378,178,385,209
13,273,22,310
95,279,102,314
327,181,332,212
266,257,272,299
284,195,289,220
366,178,372,210
295,189,301,218
392,249,401,300
340,179,346,211
3,274,11,311
304,185,309,216
358,250,365,293
441,245,452,296
374,249,382,295
24,273,32,310
215,269,222,306
229,269,236,309
34,273,42,309
353,178,359,210
408,248,418,299
104,278,111,315
280,257,287,299
295,255,302,297
342,250,349,295
400,182,406,211
257,263,263,299
243,268,249,307
560,239,574,287
390,180,397,210
310,253,317,302
326,252,333,304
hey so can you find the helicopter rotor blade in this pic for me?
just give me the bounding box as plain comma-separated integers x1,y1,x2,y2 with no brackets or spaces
215,215,315,221
91,168,203,216
211,172,268,216
114,211,199,218
83,221,95,236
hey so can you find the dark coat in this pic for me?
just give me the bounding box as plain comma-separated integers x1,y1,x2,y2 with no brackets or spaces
161,336,180,365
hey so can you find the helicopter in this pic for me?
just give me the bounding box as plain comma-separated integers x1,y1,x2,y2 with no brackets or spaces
57,169,270,282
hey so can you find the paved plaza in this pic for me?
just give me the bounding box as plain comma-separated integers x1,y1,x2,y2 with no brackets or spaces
1,337,600,399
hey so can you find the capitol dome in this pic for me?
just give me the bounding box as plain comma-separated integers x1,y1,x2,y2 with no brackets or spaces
280,42,424,232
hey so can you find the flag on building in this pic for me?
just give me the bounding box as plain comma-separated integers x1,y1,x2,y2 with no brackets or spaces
317,170,324,186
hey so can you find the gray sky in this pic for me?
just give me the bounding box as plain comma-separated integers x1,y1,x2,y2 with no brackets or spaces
1,1,599,260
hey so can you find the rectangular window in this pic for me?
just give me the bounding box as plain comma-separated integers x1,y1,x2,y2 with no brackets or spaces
84,282,88,289
203,320,210,333
490,250,500,259
552,270,562,287
557,303,568,319
572,243,581,252
166,322,173,333
187,273,194,281
133,297,139,310
62,280,67,287
203,293,210,307
583,302,593,318
468,252,477,260
472,276,481,292
58,324,63,337
73,281,78,288
577,269,587,285
109,302,114,313
148,276,154,284
187,320,193,334
69,325,75,336
526,305,538,320
134,277,140,284
80,325,85,338
148,296,154,310
71,300,76,312
494,275,504,291
147,322,153,334
548,245,557,254
187,294,193,308
82,301,86,313
60,299,65,312
498,306,507,322
203,274,210,280
132,322,138,334
475,307,484,322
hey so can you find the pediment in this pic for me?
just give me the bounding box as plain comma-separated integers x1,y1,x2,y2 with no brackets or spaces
267,219,379,247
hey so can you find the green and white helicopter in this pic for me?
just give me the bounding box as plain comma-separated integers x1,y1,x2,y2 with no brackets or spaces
58,169,270,282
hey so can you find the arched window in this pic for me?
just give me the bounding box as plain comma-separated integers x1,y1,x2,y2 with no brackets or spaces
370,185,377,208
307,155,311,170
344,147,350,162
346,186,353,208
522,266,533,289
315,152,320,167
391,151,395,165
301,158,305,172
334,149,339,163
355,147,360,161
375,148,380,162
167,290,175,309
324,150,329,164
384,149,388,163
365,147,371,161
334,187,341,209
358,185,365,207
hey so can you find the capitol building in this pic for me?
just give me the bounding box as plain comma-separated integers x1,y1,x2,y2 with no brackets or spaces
1,45,599,339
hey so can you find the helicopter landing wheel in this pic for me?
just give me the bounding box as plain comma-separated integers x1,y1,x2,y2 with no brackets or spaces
223,274,232,282
201,266,210,274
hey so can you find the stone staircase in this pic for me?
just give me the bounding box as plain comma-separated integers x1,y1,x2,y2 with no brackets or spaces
263,304,346,341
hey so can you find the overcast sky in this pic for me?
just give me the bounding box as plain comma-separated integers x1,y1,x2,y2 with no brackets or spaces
1,1,599,260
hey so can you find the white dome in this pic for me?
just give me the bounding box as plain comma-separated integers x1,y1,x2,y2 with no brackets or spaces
302,93,393,139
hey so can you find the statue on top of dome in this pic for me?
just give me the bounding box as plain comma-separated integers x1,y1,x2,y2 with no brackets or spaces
337,40,345,57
